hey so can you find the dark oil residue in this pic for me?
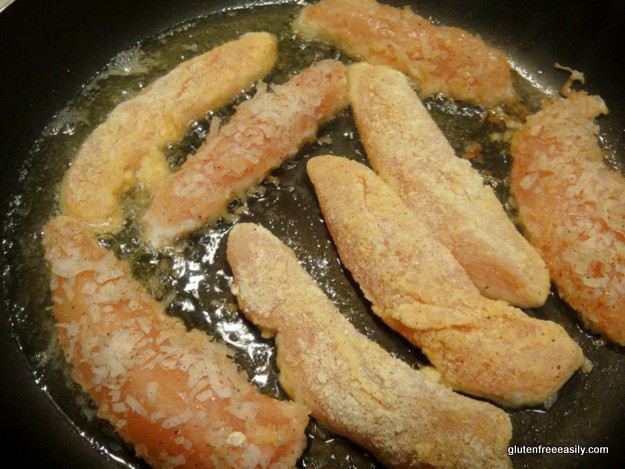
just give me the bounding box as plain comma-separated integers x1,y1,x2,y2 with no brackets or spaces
3,2,623,469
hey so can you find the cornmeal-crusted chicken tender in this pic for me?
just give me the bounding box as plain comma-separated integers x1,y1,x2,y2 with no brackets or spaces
227,222,512,469
308,156,585,407
348,62,550,307
61,32,277,233
143,59,348,248
294,0,517,106
43,216,309,468
511,91,625,345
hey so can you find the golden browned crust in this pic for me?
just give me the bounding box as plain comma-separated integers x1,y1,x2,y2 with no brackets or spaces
142,59,348,248
227,222,512,469
511,91,625,345
347,62,550,307
307,155,585,407
61,32,277,233
294,0,517,106
43,215,309,468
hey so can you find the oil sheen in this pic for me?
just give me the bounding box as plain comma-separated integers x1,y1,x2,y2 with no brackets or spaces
2,2,604,468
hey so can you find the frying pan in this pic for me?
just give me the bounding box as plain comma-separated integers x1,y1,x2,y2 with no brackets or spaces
1,0,624,467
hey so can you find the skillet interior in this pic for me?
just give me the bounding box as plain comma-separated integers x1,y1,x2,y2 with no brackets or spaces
1,1,624,467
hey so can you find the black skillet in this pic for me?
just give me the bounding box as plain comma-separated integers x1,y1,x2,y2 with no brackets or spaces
1,1,624,468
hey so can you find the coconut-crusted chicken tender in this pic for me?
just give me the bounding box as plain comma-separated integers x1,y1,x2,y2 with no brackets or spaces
347,62,550,308
511,91,625,345
61,32,277,233
43,215,309,469
293,0,517,107
227,222,513,469
142,59,348,248
307,155,585,408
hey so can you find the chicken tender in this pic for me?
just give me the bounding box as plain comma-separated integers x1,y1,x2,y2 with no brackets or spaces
43,215,309,468
348,62,550,307
511,91,625,345
143,59,348,248
61,32,277,233
293,0,517,106
227,222,512,469
307,155,585,407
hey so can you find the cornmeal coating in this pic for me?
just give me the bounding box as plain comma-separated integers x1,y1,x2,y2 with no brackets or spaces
227,222,512,469
307,155,585,407
143,59,348,248
348,62,549,307
293,0,517,106
43,216,309,468
511,91,625,345
61,32,277,233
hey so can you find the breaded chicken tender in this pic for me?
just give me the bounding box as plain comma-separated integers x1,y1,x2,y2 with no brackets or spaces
227,222,512,469
143,59,348,248
511,91,625,345
43,216,309,468
307,155,585,407
293,0,517,106
348,62,550,307
61,32,277,233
